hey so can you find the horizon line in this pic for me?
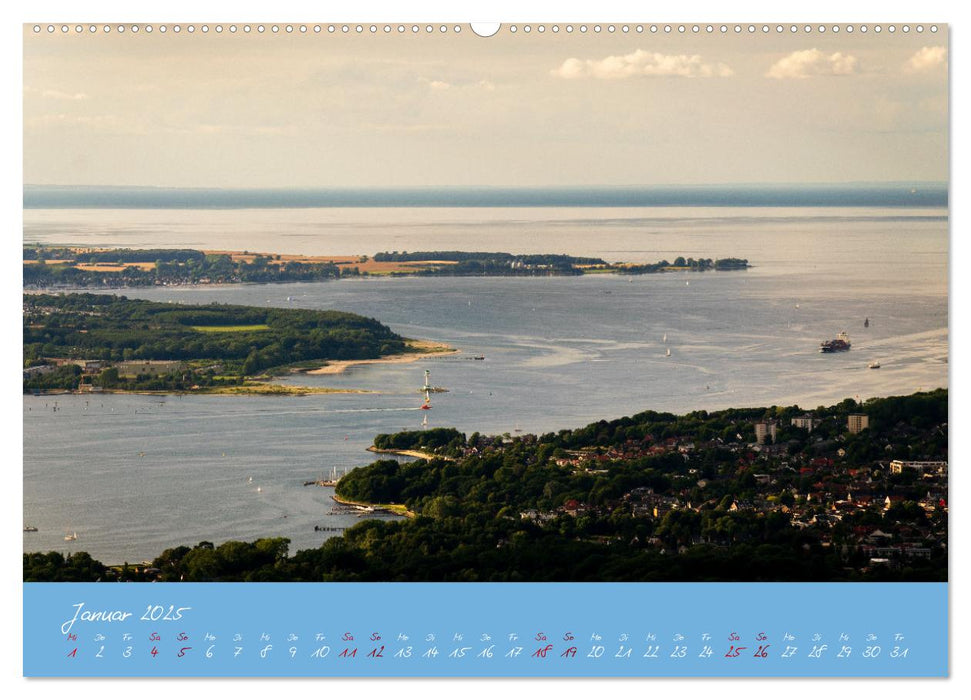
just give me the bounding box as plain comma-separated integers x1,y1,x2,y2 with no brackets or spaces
23,182,948,210
25,181,948,191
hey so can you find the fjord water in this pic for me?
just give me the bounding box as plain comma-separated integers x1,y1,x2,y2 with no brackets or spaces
22,206,948,562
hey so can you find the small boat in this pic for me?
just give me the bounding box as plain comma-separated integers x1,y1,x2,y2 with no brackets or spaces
864,317,870,328
64,531,78,541
23,525,38,533
868,361,881,369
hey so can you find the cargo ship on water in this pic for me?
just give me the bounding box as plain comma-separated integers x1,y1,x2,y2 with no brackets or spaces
820,331,851,353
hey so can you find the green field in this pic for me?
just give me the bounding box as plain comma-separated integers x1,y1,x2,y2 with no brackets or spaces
24,293,408,392
190,324,272,333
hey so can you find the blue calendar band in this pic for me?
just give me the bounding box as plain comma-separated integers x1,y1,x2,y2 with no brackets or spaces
24,582,947,677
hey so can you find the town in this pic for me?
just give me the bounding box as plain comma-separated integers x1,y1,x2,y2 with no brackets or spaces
24,389,946,582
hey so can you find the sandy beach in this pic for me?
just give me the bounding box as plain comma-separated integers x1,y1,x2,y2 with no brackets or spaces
307,339,457,375
366,445,456,462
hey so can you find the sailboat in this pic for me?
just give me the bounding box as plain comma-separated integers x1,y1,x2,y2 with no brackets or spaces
665,348,672,357
662,333,667,343
64,531,78,541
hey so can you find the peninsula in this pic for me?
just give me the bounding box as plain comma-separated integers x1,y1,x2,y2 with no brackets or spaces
23,293,417,393
24,390,947,583
24,246,749,288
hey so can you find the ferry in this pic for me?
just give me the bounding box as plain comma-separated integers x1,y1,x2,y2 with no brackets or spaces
820,331,851,353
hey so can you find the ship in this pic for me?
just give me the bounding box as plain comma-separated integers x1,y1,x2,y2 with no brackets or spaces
820,331,851,353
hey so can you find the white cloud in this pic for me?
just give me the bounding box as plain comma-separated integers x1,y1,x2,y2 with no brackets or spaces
25,113,124,131
766,49,859,79
552,50,734,80
23,86,88,100
193,124,288,136
42,89,88,101
906,46,947,73
420,77,495,92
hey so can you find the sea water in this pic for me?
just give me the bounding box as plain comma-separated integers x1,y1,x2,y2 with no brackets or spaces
22,206,948,562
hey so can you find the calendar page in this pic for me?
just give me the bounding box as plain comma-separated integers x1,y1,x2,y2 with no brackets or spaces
19,11,949,681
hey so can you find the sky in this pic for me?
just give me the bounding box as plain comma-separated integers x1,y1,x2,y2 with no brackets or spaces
22,23,948,188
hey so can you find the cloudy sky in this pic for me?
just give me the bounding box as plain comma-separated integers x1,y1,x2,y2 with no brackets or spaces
23,25,948,188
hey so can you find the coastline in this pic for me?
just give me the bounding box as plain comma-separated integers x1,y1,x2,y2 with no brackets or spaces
365,445,456,462
331,493,414,518
307,339,457,375
24,384,373,397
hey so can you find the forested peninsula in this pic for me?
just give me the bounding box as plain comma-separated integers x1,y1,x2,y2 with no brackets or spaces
23,293,407,392
24,246,749,288
25,390,947,583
